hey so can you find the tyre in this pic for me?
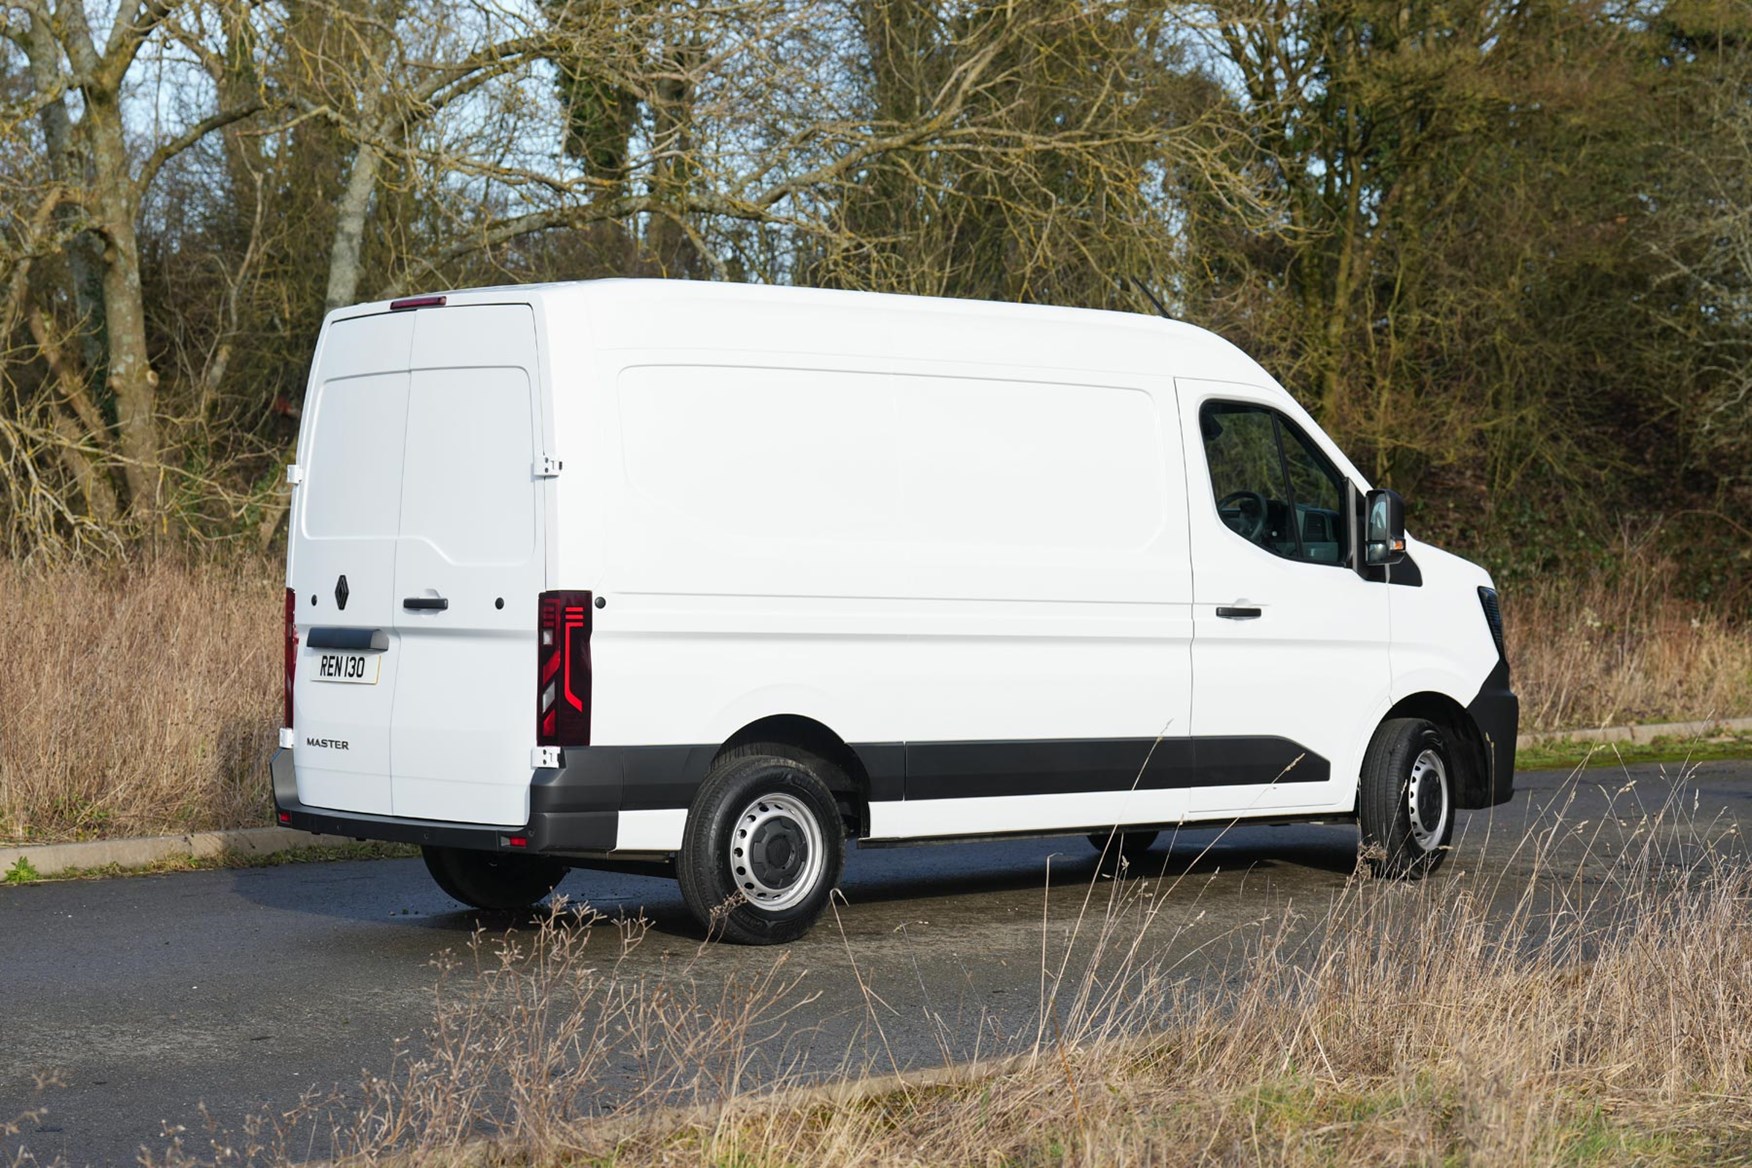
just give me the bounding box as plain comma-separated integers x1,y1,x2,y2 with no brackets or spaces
422,845,567,910
1358,717,1455,878
677,744,848,945
1087,828,1159,872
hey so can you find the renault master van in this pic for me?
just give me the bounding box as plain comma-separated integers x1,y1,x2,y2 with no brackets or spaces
272,279,1517,944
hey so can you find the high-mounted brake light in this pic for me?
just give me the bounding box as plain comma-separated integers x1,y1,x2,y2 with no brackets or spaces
284,587,298,728
537,591,592,747
389,295,447,311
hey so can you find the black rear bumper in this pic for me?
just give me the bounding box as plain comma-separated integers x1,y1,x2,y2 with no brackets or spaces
272,747,624,857
1465,659,1519,807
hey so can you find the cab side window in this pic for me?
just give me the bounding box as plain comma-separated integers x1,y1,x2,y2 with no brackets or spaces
1200,401,1349,566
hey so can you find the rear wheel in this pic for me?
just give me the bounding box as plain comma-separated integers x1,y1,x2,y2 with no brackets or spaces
1358,717,1454,878
677,744,847,945
1087,828,1159,872
422,846,567,910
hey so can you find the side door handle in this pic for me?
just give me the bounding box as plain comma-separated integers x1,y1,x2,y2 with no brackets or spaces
1215,606,1262,620
402,596,449,611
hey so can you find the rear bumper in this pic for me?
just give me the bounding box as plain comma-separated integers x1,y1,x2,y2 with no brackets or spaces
1465,660,1519,807
272,747,627,856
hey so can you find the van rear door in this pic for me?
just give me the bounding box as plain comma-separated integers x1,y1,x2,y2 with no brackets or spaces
389,305,546,826
290,312,416,817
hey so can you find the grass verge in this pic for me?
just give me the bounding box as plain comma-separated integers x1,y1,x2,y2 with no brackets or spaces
0,840,419,885
1517,728,1752,771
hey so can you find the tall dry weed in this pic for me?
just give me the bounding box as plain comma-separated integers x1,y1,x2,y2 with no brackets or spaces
1509,552,1752,732
602,770,1752,1166
0,558,279,843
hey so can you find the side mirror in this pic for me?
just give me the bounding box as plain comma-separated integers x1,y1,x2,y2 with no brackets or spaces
1364,488,1406,566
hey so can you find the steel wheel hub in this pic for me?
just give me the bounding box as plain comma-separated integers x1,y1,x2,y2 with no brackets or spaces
1407,747,1450,852
729,792,825,912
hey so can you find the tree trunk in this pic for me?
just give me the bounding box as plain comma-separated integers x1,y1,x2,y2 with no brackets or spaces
326,143,382,312
647,36,702,278
82,91,163,518
1320,144,1364,417
26,308,119,524
23,16,109,386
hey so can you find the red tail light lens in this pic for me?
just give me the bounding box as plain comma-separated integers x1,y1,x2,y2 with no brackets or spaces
537,591,592,746
283,587,298,728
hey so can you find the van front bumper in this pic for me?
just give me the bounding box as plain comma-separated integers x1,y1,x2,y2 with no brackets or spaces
1465,660,1519,807
271,747,632,857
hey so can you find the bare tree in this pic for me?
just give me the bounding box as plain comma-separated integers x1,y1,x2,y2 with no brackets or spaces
4,0,267,520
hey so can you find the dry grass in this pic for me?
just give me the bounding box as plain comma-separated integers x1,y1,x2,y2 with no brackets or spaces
86,766,1752,1168
1510,555,1752,732
0,558,279,844
0,553,1747,843
604,793,1752,1167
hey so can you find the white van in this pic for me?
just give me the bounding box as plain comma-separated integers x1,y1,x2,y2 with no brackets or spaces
273,279,1517,943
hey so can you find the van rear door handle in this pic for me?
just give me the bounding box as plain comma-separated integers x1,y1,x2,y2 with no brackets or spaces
402,596,449,611
1215,606,1262,620
307,627,389,650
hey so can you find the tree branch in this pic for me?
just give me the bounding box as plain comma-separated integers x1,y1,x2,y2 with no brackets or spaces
102,0,178,80
43,0,99,78
134,99,267,197
406,34,557,109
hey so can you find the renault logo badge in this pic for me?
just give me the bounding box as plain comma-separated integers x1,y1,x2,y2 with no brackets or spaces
335,574,350,610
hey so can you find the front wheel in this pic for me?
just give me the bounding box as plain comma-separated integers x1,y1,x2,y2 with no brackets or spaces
1358,717,1455,878
677,745,847,945
422,846,567,910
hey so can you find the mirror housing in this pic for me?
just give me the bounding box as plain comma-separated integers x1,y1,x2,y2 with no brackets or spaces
1364,488,1407,566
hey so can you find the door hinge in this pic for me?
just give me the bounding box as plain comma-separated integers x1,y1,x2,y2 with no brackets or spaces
285,463,305,486
534,455,563,479
531,746,562,769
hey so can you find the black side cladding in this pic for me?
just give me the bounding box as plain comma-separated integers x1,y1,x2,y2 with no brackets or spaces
272,734,1345,858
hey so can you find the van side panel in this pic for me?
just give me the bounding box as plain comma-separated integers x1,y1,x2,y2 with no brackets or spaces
577,350,1194,842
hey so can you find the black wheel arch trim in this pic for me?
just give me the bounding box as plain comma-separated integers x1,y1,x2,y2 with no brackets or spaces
1375,667,1517,812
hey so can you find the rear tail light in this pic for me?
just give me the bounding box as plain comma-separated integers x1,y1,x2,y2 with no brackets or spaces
283,587,298,728
537,591,592,746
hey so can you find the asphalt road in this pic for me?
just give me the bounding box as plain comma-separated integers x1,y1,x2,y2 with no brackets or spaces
3,759,1748,1167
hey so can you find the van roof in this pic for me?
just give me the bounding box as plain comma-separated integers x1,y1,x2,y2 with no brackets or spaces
333,278,1277,386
